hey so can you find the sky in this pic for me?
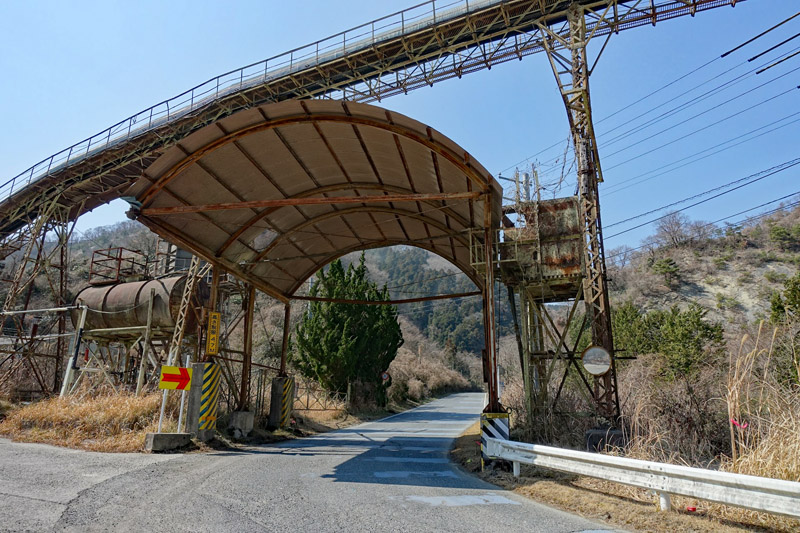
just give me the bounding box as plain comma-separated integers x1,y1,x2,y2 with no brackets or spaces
0,0,797,253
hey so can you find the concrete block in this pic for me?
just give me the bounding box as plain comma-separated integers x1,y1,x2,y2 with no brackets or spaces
585,427,626,452
196,429,215,443
185,362,206,435
228,411,254,438
145,432,192,452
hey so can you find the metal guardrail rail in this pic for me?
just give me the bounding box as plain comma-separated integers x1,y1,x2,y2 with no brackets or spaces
0,0,740,209
484,436,800,517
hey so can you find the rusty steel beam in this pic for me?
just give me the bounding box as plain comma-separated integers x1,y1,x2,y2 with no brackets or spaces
279,303,291,376
137,191,483,216
238,284,255,411
217,181,472,256
291,291,481,306
247,205,472,267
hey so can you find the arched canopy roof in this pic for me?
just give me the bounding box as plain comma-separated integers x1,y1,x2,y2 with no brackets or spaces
128,100,502,302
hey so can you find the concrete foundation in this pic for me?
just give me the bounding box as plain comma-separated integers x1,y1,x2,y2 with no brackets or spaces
585,427,626,452
228,411,254,438
145,432,192,452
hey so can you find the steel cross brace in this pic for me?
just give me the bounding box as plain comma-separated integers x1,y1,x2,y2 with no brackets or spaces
540,2,620,423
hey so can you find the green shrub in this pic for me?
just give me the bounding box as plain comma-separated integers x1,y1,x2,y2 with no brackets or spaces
651,257,680,284
715,292,740,310
756,250,779,265
764,270,787,284
612,302,724,380
769,225,796,251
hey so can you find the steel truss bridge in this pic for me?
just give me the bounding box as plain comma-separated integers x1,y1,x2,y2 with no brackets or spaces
0,0,742,422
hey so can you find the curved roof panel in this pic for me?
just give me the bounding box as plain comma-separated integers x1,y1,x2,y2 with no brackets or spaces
128,100,502,301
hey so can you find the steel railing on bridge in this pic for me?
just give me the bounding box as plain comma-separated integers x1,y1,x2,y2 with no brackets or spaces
0,0,739,207
0,0,501,203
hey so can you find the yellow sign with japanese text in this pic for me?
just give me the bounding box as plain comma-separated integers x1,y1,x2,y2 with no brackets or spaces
206,312,221,355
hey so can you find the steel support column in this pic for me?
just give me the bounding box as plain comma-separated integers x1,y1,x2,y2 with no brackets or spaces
279,302,290,377
541,3,619,422
239,284,255,411
483,197,501,413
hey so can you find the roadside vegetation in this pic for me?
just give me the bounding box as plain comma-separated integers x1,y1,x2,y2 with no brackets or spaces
0,392,174,452
491,202,800,530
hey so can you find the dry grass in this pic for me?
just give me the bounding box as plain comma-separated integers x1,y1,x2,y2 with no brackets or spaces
451,423,793,532
388,347,471,403
0,392,178,452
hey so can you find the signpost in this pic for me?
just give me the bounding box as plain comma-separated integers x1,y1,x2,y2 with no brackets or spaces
206,311,221,356
159,366,192,390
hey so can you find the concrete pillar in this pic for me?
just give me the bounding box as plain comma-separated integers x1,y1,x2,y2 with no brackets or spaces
268,376,295,430
186,362,219,442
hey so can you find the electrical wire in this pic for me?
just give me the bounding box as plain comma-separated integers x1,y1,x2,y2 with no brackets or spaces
600,48,800,148
497,27,800,180
605,193,800,253
604,85,800,172
605,158,800,229
603,111,800,195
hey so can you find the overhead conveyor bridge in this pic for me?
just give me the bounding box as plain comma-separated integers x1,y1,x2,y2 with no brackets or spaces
0,0,738,242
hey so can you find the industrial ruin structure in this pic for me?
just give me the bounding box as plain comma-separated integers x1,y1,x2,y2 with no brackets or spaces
0,1,739,438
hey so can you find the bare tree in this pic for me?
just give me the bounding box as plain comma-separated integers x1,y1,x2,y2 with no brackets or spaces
655,211,690,248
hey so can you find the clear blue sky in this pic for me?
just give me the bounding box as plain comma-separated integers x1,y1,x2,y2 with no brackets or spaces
0,1,797,251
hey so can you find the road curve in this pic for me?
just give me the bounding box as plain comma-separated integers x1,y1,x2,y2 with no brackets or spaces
0,393,614,532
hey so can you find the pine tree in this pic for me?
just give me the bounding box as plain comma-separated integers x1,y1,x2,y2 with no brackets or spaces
292,254,403,400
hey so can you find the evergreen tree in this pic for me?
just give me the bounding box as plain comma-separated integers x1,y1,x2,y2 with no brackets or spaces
651,257,680,285
292,254,403,399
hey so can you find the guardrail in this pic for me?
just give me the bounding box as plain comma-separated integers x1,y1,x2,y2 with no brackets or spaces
484,437,800,518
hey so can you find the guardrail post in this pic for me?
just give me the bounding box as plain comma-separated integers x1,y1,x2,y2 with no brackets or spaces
480,412,510,470
658,493,672,512
513,461,520,477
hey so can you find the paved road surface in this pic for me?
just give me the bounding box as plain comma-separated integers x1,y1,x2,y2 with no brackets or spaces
0,393,615,532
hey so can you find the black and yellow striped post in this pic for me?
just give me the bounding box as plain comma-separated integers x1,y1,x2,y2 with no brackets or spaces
268,376,295,430
480,411,510,470
199,363,220,435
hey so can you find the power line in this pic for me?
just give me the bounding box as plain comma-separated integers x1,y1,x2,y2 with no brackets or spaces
603,68,800,160
605,161,800,241
600,47,800,148
606,195,800,260
604,85,800,172
498,29,800,179
604,111,800,195
721,11,800,58
748,32,800,63
605,158,800,229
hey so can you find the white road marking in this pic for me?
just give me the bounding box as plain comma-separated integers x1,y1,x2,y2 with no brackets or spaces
407,493,522,506
374,470,458,478
368,456,450,463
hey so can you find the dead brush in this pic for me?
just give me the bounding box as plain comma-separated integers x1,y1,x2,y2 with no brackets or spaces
0,391,180,452
388,348,470,403
724,321,800,481
706,321,800,530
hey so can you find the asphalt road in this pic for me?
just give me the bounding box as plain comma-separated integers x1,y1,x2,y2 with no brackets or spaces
0,393,615,532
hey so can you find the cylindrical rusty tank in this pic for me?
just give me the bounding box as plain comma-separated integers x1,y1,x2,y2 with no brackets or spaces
71,275,209,331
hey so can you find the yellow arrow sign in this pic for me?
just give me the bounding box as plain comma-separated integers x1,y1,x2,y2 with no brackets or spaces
159,366,192,390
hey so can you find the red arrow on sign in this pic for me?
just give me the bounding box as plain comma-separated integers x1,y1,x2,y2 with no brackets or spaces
162,367,191,390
